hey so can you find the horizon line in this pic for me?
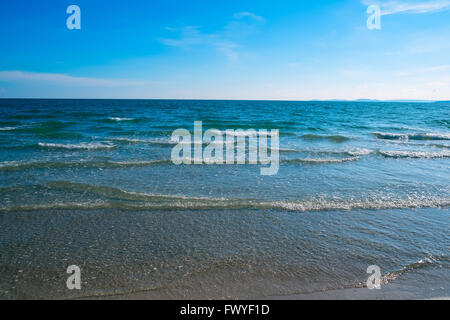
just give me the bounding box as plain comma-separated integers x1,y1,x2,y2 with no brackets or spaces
0,98,445,103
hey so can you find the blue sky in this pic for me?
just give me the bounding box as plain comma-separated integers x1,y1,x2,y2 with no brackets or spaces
0,0,449,100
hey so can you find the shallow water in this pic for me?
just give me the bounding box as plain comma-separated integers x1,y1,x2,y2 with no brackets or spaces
0,99,449,299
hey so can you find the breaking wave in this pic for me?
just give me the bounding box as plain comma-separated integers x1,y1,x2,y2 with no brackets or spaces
356,255,449,288
0,159,171,171
0,126,20,131
283,156,360,164
209,129,279,137
0,182,448,212
374,132,450,141
2,148,447,172
37,142,116,150
107,117,135,122
378,150,450,159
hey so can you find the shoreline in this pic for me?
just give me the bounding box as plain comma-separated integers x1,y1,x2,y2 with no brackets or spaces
83,288,449,300
81,280,449,300
262,287,449,300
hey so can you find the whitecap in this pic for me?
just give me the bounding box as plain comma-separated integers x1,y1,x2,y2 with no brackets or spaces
38,142,116,150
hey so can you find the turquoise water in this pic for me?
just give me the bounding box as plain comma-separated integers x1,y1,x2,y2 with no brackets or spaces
0,99,448,299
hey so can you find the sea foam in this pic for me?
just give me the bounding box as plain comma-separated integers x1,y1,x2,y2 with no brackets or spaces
37,142,116,150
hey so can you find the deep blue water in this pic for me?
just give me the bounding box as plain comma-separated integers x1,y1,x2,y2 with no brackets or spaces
0,99,448,299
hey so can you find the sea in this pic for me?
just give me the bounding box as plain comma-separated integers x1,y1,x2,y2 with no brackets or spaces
0,99,448,299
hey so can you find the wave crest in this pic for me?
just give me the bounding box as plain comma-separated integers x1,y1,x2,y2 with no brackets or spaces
0,159,170,171
107,117,135,121
378,150,450,159
374,132,450,141
283,156,360,164
356,255,448,288
38,142,116,150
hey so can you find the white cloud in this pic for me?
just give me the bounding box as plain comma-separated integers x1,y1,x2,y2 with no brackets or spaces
232,12,266,23
362,0,450,15
160,12,265,61
0,71,152,87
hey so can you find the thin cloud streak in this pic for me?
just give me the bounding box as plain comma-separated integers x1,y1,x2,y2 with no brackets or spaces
362,0,450,15
0,71,153,87
232,12,266,23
